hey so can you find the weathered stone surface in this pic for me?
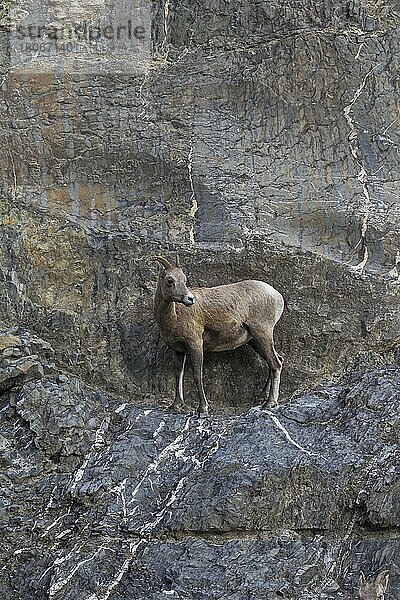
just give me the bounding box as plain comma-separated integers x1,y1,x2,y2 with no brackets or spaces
0,332,399,598
0,224,398,411
0,326,52,391
17,375,111,463
0,0,399,407
0,0,399,598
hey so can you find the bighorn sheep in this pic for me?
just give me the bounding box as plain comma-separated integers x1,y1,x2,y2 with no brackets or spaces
359,571,390,600
153,255,284,416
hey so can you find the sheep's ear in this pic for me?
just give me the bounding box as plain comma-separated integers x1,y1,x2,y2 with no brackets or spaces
359,572,366,586
175,253,181,268
375,570,390,591
154,256,173,270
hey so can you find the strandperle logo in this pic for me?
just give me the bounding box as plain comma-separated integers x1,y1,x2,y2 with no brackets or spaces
8,0,151,74
15,21,146,42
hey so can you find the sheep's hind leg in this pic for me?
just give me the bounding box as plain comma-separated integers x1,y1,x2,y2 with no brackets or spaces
247,327,283,408
248,340,271,404
259,372,271,401
169,351,186,410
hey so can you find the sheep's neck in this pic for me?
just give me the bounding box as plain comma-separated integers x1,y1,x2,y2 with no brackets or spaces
154,286,177,329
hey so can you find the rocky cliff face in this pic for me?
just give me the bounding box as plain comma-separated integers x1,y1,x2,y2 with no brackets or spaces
1,328,399,599
0,0,399,598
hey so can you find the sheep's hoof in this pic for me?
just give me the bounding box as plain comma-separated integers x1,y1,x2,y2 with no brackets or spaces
261,400,278,410
197,410,209,419
253,396,263,406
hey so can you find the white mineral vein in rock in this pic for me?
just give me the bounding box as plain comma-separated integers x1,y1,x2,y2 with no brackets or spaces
49,547,103,598
265,411,328,461
44,485,57,510
69,418,108,492
188,146,198,244
162,0,170,49
40,513,69,538
153,418,166,438
84,541,143,600
127,415,192,508
140,476,187,534
108,478,128,517
343,64,380,273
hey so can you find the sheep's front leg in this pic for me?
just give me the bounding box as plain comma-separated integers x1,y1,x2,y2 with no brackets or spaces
170,351,186,410
188,345,209,417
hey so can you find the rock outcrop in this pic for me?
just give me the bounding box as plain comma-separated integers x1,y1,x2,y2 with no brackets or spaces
0,0,399,597
1,327,399,599
0,0,399,406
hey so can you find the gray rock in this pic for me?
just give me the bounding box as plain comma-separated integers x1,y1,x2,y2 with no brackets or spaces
0,0,399,410
0,327,53,392
1,345,399,599
0,0,399,598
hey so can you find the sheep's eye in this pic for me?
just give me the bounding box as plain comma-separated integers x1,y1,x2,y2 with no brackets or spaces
166,279,175,287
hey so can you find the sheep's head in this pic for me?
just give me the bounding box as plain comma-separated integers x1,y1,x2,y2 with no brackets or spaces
359,571,389,600
154,255,195,307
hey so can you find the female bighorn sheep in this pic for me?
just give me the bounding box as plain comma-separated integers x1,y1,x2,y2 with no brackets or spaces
153,255,284,416
359,571,390,600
